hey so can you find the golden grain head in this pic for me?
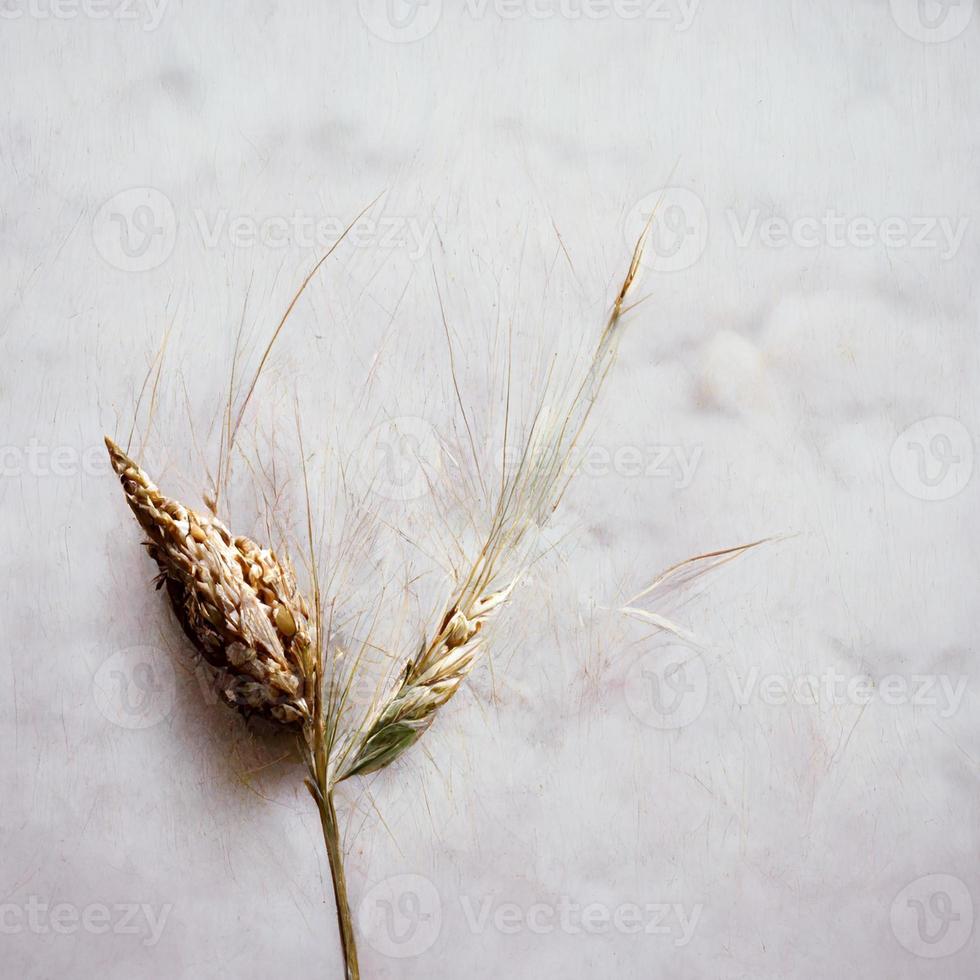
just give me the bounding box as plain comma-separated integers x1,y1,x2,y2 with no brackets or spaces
105,436,315,729
335,582,514,780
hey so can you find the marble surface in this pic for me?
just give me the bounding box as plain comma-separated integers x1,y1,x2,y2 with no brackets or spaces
1,3,978,977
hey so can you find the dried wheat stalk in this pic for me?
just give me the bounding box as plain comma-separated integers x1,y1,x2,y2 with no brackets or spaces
106,433,358,972
106,215,664,980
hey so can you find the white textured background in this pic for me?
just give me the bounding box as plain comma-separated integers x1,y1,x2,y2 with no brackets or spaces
2,2,978,978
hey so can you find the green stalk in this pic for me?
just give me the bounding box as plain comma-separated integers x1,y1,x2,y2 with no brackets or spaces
314,787,360,980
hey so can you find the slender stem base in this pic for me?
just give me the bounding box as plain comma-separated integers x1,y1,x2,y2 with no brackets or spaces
315,790,360,980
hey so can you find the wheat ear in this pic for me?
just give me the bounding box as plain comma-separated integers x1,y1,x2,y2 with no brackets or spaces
333,218,655,783
105,436,316,728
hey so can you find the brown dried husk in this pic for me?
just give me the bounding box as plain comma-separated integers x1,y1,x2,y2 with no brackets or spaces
105,437,314,729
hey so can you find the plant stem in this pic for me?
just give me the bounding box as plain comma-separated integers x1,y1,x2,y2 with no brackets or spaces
315,789,360,980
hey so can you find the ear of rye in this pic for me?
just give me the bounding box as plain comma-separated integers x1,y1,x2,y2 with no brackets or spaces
334,225,653,782
105,436,316,729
